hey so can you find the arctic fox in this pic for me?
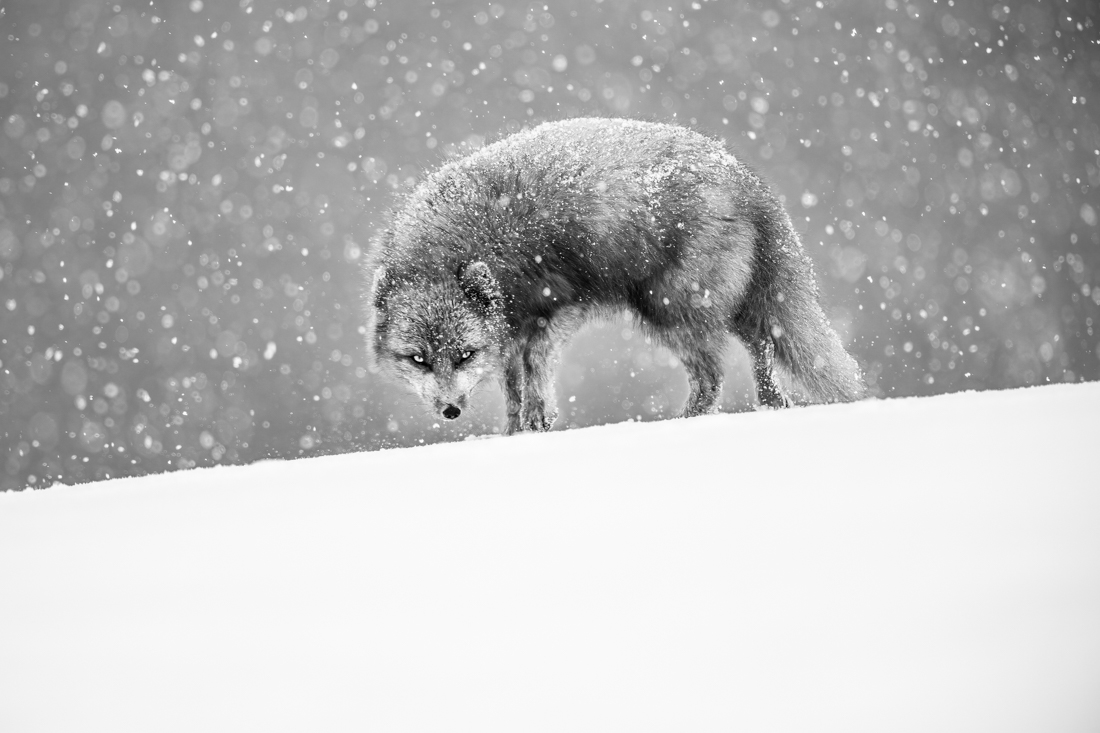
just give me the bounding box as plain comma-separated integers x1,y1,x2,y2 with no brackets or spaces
366,118,864,434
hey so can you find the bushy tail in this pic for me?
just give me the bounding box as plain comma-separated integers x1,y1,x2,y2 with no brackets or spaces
734,201,865,404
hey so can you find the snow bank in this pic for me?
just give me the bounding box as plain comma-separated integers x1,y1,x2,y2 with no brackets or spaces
2,383,1099,733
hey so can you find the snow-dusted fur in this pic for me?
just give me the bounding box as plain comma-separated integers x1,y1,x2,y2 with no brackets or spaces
366,118,864,433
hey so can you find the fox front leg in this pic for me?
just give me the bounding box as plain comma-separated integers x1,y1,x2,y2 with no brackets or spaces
502,348,526,435
520,328,563,432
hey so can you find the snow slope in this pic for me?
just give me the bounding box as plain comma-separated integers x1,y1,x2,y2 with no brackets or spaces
2,383,1099,733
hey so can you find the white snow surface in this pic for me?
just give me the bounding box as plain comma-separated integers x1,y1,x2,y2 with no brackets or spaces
2,383,1099,733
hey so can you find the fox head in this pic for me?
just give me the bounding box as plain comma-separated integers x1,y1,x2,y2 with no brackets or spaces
368,261,506,422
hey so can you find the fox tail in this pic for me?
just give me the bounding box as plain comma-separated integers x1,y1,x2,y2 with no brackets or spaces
734,200,865,403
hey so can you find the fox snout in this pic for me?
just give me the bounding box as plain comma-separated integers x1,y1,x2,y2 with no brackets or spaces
433,394,468,421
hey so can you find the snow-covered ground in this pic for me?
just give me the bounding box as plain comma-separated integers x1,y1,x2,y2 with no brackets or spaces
2,383,1099,733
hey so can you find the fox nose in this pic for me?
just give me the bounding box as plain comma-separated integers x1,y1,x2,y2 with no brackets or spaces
442,404,461,420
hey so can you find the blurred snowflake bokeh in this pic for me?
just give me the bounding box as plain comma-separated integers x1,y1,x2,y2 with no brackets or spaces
1,0,1097,490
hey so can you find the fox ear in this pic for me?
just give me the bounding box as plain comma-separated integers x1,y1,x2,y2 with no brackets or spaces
367,266,394,358
460,261,502,312
371,265,392,309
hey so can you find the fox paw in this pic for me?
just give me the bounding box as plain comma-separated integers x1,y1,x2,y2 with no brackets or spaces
522,408,557,432
756,390,792,409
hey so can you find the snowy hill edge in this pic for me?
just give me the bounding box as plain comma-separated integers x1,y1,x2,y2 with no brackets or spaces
2,381,1097,501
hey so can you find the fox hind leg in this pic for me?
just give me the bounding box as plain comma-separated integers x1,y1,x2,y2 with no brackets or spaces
659,329,725,418
681,352,724,417
747,337,792,409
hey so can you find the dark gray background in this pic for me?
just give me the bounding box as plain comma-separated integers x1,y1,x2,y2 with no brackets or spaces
1,0,1097,489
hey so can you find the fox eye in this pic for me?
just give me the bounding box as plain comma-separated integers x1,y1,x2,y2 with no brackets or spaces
458,349,474,363
410,354,426,365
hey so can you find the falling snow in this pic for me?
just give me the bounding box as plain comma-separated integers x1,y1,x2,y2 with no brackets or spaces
1,0,1098,490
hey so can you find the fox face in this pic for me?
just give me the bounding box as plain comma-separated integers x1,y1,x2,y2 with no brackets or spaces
369,262,505,421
